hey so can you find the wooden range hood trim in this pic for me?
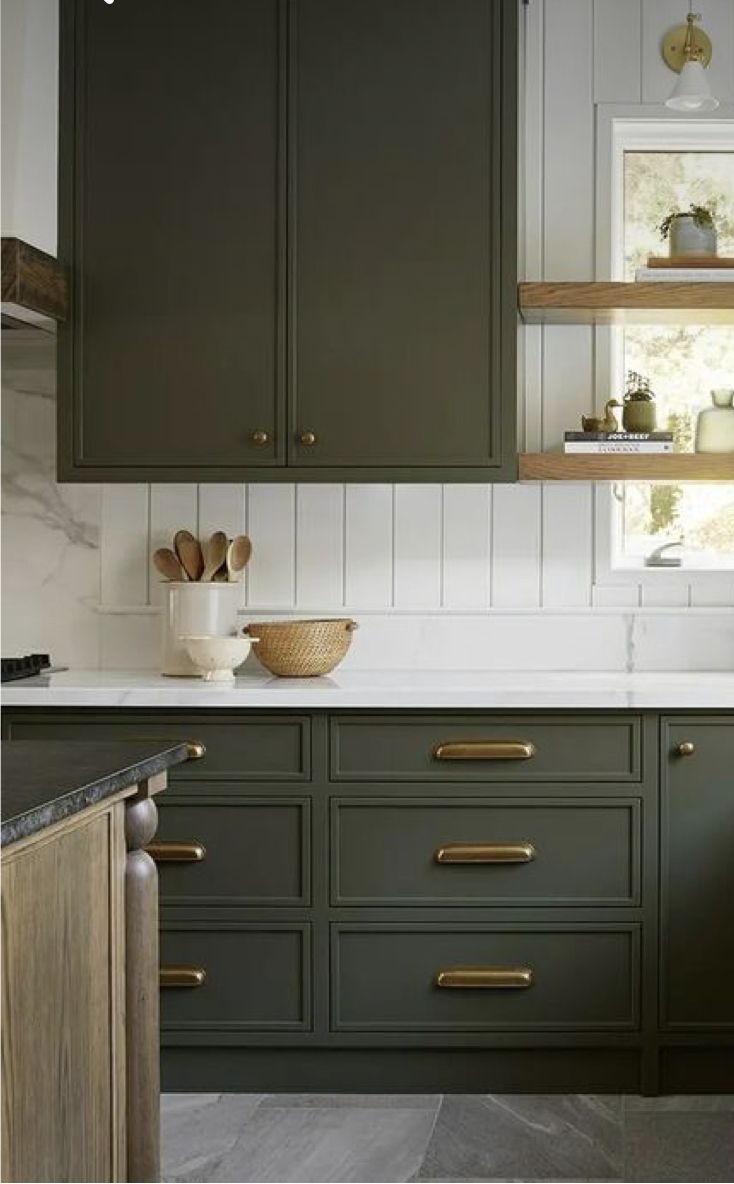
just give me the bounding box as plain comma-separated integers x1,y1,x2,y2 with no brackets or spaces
1,237,68,326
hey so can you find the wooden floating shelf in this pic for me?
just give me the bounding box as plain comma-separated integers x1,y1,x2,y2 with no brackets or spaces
519,453,734,482
1,236,68,329
518,281,734,324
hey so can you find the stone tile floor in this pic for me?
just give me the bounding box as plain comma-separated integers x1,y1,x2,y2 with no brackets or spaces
161,1093,734,1183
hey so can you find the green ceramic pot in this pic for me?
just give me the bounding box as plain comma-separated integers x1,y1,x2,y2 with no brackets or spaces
623,400,656,433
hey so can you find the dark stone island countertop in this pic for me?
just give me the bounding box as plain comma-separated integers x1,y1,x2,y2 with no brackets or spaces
1,740,189,846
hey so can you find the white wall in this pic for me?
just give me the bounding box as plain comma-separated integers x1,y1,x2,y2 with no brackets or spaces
1,0,58,252
2,0,733,670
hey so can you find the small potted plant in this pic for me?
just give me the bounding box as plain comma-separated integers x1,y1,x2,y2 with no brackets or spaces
623,371,657,433
658,204,717,257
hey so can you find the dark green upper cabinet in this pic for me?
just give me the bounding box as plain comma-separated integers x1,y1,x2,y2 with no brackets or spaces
58,0,517,482
58,0,284,476
289,0,516,475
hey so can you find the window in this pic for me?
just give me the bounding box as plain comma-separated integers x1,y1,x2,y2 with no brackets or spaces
597,115,734,584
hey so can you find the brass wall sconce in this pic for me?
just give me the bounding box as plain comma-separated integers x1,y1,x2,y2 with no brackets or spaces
662,11,719,111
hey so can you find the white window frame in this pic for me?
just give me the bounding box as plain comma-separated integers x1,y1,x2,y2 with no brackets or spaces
592,105,734,591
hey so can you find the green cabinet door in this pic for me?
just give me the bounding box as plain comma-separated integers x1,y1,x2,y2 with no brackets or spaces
290,0,517,476
58,0,283,477
661,717,734,1029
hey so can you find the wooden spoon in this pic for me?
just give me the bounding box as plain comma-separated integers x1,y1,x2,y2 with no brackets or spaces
226,535,252,581
153,547,185,582
174,530,204,581
201,531,229,581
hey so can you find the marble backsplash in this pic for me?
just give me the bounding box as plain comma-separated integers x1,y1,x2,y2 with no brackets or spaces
2,334,733,673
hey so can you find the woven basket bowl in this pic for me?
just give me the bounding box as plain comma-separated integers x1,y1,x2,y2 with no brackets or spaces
244,618,359,677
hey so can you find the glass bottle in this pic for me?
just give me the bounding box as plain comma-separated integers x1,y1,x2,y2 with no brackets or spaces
695,389,734,454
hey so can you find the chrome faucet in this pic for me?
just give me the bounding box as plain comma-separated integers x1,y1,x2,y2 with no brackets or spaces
644,539,683,568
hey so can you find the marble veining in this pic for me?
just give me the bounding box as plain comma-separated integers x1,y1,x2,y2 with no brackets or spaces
1,739,189,845
161,1094,734,1183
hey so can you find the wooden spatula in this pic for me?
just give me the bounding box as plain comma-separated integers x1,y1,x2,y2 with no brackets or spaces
226,535,252,581
153,547,185,581
201,531,228,581
174,530,204,581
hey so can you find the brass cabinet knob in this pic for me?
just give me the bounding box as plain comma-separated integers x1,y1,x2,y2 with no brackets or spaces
185,740,206,760
299,430,317,446
676,741,696,757
251,430,270,446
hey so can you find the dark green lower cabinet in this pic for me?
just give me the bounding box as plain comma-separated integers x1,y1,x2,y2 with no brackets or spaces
661,718,734,1030
4,707,733,1093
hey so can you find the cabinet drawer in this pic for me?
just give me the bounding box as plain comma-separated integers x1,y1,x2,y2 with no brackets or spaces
153,797,310,906
330,716,640,782
4,713,310,782
160,923,310,1032
332,925,639,1032
331,797,639,906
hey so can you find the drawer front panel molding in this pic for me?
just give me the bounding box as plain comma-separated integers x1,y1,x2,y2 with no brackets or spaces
160,922,311,1033
330,716,642,782
155,796,310,907
3,713,312,783
331,924,640,1032
331,797,641,907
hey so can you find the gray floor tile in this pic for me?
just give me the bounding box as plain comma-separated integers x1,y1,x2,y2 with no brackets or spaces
161,1093,265,1182
259,1093,441,1110
624,1110,734,1182
625,1093,734,1113
415,1095,623,1182
200,1104,438,1182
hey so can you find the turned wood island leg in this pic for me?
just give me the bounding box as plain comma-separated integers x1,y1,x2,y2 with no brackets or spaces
124,788,162,1184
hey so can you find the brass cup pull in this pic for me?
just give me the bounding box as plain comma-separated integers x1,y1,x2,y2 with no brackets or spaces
160,966,206,988
146,840,206,863
435,967,533,990
299,430,317,446
185,741,206,760
676,741,696,757
433,740,536,762
435,842,536,864
251,429,270,446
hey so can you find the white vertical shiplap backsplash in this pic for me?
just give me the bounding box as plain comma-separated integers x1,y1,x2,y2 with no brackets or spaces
2,0,733,672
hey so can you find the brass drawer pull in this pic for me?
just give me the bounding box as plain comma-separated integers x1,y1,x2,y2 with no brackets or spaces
433,740,536,761
250,429,270,446
435,967,533,989
435,842,536,864
676,741,696,757
160,966,207,988
299,430,317,446
146,840,206,863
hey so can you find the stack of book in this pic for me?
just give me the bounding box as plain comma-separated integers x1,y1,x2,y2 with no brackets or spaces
564,431,674,454
635,255,734,282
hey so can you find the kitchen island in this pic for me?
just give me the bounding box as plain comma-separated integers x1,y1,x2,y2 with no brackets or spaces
1,740,189,1183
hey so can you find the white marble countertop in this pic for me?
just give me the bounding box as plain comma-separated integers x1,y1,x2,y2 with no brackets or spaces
2,669,733,709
